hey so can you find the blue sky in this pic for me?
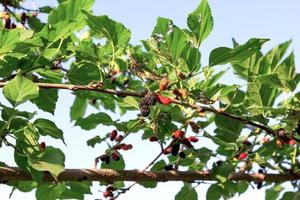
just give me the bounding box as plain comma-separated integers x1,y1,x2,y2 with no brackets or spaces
0,0,300,199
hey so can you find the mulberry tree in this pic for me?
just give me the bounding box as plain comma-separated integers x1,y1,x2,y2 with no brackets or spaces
0,0,300,199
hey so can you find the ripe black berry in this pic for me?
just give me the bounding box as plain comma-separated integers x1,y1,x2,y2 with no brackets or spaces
111,152,120,161
105,156,110,165
110,130,118,141
171,143,180,156
216,160,223,166
100,154,108,161
100,154,110,165
5,18,11,29
149,136,158,142
164,165,173,171
257,182,262,189
139,91,157,117
21,12,27,24
179,151,186,159
143,91,157,106
181,138,193,148
140,105,150,117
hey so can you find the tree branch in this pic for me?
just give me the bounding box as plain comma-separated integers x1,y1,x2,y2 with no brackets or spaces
171,99,277,136
0,82,281,139
0,167,299,183
0,82,142,98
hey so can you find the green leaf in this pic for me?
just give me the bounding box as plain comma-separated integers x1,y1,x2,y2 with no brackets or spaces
30,147,65,178
215,114,243,143
0,155,7,165
161,105,185,123
75,112,113,130
236,181,248,195
35,69,64,83
206,184,222,200
166,28,188,62
0,29,34,55
14,36,44,53
204,84,237,101
211,163,234,181
0,105,36,121
152,17,171,36
34,119,64,141
69,38,99,60
67,61,101,85
42,48,58,60
39,6,53,13
261,40,292,73
48,0,94,25
209,38,269,66
255,74,287,91
196,147,213,163
266,185,283,200
15,126,40,155
36,184,66,200
231,50,262,80
123,96,139,109
86,136,104,148
70,96,87,121
31,88,58,115
8,181,37,193
38,20,79,42
13,149,44,183
261,95,280,112
175,184,198,200
155,112,172,140
151,160,167,171
3,75,39,106
250,75,281,108
187,0,214,46
61,182,92,199
86,13,131,48
138,181,157,188
275,52,295,80
28,16,45,32
246,80,263,115
281,192,299,200
201,69,226,88
181,45,201,73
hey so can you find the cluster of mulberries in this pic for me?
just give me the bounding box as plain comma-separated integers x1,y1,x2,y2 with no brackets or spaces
276,128,296,146
139,91,157,117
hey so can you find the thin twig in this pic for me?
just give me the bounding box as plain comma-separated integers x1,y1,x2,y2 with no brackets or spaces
2,3,39,12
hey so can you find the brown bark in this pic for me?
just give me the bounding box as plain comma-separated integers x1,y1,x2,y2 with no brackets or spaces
0,167,299,183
